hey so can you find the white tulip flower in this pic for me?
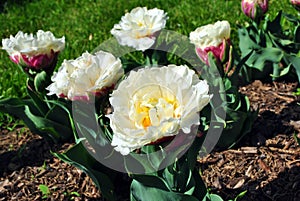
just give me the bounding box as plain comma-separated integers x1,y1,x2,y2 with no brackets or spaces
47,51,124,101
111,7,168,51
107,65,211,155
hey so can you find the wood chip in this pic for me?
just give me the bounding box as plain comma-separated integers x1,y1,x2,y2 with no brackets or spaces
290,120,300,131
257,159,271,173
245,165,253,177
212,177,222,189
241,147,258,154
233,178,245,189
268,147,299,155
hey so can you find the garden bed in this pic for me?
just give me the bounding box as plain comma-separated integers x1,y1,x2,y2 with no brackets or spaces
0,80,299,201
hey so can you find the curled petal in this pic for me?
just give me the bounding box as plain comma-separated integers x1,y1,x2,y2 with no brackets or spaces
2,30,65,71
47,51,124,101
107,65,212,155
111,7,168,51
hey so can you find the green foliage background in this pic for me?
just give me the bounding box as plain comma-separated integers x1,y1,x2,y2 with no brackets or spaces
0,0,297,105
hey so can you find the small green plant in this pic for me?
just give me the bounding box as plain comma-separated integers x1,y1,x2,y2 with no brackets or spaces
38,184,50,199
293,88,300,96
63,191,80,200
0,113,24,131
30,174,35,181
229,190,247,201
203,192,223,201
294,132,300,146
203,189,247,201
38,161,47,172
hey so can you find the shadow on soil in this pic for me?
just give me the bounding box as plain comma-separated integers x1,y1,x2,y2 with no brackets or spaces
239,101,300,148
205,100,300,201
219,165,300,201
0,137,61,176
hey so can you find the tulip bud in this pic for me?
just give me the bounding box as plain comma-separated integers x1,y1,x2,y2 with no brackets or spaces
195,38,231,65
19,51,59,73
189,20,232,75
291,0,300,11
241,0,268,21
2,30,65,76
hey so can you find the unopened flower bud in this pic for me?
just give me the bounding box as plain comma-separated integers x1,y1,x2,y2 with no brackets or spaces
241,0,268,21
291,0,300,11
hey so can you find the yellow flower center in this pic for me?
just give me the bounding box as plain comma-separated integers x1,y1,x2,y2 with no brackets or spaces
137,21,144,27
130,85,181,129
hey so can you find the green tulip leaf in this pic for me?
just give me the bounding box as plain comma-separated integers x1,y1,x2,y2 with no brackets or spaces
34,71,50,93
130,179,199,201
285,54,300,83
202,193,224,201
131,174,171,192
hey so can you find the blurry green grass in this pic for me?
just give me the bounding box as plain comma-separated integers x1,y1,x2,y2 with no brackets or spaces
0,0,297,98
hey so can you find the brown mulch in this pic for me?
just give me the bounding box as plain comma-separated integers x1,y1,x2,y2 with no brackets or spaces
0,129,101,200
0,80,299,201
199,80,300,201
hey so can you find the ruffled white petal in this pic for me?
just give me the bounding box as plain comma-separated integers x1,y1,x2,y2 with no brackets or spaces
111,7,168,51
189,20,230,49
2,30,65,56
46,51,124,100
107,65,211,155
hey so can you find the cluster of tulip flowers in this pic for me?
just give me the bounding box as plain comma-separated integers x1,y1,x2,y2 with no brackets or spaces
1,0,299,200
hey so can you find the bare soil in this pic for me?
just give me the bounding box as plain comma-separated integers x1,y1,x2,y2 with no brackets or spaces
0,80,299,201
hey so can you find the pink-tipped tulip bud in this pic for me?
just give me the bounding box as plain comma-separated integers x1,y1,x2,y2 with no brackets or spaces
190,21,231,65
241,0,268,21
195,38,231,66
2,30,65,75
291,0,300,11
18,50,59,72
